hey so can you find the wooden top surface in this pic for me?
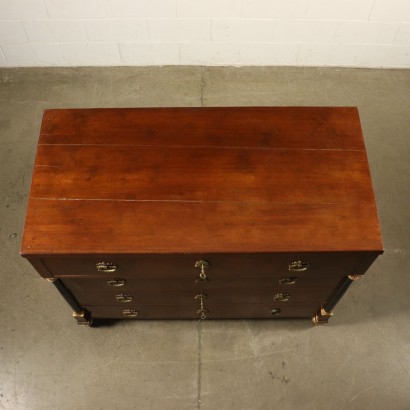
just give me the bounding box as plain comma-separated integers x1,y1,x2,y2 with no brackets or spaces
21,107,383,255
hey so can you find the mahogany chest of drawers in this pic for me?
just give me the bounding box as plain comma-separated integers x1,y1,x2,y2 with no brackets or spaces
21,107,383,326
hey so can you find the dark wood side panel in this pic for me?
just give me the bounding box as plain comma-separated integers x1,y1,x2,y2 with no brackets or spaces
24,257,52,278
52,279,84,314
323,276,355,313
39,107,366,151
351,252,381,276
321,252,382,312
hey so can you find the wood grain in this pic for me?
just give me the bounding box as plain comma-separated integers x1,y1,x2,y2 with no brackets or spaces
23,198,382,254
22,107,383,255
39,107,365,150
32,145,372,203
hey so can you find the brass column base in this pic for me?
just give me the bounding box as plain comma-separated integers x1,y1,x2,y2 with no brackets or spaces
72,310,93,326
312,307,333,325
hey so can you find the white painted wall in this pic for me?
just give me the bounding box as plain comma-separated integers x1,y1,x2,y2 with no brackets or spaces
0,0,409,67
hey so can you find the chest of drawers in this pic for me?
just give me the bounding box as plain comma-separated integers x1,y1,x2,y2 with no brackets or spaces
21,107,383,326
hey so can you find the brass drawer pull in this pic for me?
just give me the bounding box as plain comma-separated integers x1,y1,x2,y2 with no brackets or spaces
106,278,126,287
116,294,133,303
289,260,309,272
195,260,210,281
271,308,281,315
123,309,138,318
278,276,298,285
273,293,290,302
195,293,209,319
96,262,117,273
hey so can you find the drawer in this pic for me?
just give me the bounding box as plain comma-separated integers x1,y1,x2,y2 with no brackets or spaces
86,303,319,320
44,252,365,279
72,286,334,306
61,271,344,293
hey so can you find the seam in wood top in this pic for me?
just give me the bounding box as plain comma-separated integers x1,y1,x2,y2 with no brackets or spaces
37,143,365,152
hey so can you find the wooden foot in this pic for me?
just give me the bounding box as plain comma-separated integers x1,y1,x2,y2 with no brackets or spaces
72,310,93,326
312,307,333,325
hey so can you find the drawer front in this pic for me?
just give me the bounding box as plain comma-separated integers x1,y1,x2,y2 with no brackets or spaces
86,303,319,320
45,252,365,279
72,286,334,306
61,271,343,294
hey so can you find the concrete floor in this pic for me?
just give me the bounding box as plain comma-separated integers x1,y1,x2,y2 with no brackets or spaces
0,66,409,410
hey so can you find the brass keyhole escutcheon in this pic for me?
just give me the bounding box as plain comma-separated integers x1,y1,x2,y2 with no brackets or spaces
195,293,209,320
271,308,281,315
195,260,210,281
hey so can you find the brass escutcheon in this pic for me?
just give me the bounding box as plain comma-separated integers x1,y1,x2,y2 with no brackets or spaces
116,294,133,303
123,309,138,318
278,276,298,285
289,260,310,272
273,293,290,302
195,293,209,319
106,278,126,287
96,262,117,273
195,260,210,281
271,308,281,315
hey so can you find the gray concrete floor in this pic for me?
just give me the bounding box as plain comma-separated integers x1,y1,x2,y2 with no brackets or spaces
0,66,409,410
